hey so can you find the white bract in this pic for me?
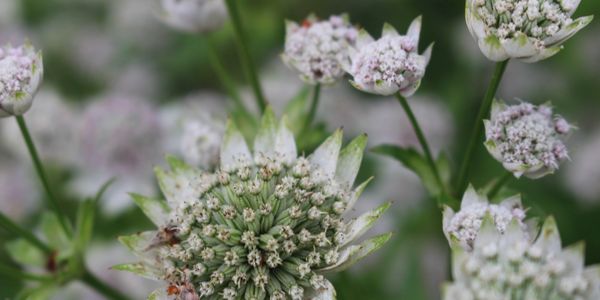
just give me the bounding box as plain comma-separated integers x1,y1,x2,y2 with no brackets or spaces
180,118,224,171
443,215,600,300
466,0,593,62
443,186,527,251
282,14,358,85
115,109,392,299
0,43,43,117
484,100,571,179
346,16,433,96
159,0,228,33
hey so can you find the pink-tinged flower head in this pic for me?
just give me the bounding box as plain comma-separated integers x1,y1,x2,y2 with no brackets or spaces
0,43,43,117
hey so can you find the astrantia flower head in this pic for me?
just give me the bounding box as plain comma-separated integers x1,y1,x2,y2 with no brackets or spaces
484,100,572,179
159,0,228,33
282,14,358,85
116,108,392,299
0,43,43,117
443,215,600,300
443,185,527,251
466,0,593,62
180,118,225,171
346,16,433,96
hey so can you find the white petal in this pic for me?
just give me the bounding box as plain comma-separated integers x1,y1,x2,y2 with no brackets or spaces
275,116,297,165
442,205,456,242
220,119,252,169
340,202,391,246
520,45,563,63
502,33,538,58
309,129,343,179
285,20,299,36
561,242,585,274
398,79,421,98
374,81,400,96
533,216,562,254
465,8,487,41
112,262,163,281
422,42,434,65
155,166,198,207
318,233,392,273
478,35,510,62
254,107,278,159
356,29,375,48
544,15,593,46
406,15,422,46
118,231,158,259
305,280,336,300
147,288,170,300
130,193,171,227
381,23,399,37
335,134,367,188
490,99,507,119
474,212,502,250
461,184,487,208
344,177,373,214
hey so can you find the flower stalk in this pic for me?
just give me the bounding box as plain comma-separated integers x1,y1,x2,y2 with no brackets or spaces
81,269,131,300
224,0,267,113
15,115,72,237
395,93,447,199
456,60,509,196
302,83,321,135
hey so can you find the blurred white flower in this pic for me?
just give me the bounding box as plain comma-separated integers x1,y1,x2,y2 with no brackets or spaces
108,0,168,50
346,17,433,96
1,88,80,167
73,95,162,213
565,130,600,204
159,0,228,34
0,160,38,220
0,43,43,117
282,14,358,85
443,186,527,251
484,100,571,179
443,216,600,300
466,0,593,62
159,91,227,171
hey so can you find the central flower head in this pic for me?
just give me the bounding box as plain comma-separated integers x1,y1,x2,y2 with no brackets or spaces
0,43,43,117
116,108,391,299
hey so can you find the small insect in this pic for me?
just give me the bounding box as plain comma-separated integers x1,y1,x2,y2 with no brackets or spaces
146,226,180,250
167,282,198,300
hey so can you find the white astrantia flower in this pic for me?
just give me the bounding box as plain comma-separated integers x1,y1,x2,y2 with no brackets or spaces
443,185,527,251
115,108,392,300
443,215,600,300
345,16,433,96
159,0,228,34
466,0,593,62
0,43,43,117
484,99,572,179
282,14,358,85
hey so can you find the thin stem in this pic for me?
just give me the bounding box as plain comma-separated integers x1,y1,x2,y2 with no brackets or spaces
456,60,509,195
224,0,268,113
488,172,512,199
0,265,53,282
16,116,72,237
0,212,52,254
301,84,321,135
81,270,130,300
395,93,447,199
205,36,245,111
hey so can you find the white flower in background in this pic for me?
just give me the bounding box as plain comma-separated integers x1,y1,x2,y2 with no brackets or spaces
282,14,358,85
1,88,80,167
443,186,527,251
346,16,433,96
565,130,600,204
466,0,593,62
159,0,228,33
115,109,391,299
484,100,572,179
0,43,43,117
0,160,37,220
160,92,227,171
443,215,600,300
74,95,162,213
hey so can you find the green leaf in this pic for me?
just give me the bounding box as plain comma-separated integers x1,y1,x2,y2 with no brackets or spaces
5,239,46,268
40,212,71,254
372,144,440,196
283,86,310,134
16,282,57,300
92,177,115,205
73,199,95,254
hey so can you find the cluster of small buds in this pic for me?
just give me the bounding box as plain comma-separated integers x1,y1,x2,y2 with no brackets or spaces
484,100,572,179
180,118,224,171
444,216,600,300
444,186,527,251
282,14,358,85
466,0,592,62
346,16,433,96
159,0,228,34
0,43,43,117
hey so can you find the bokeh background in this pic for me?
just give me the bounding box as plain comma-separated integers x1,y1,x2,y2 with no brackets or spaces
0,0,599,299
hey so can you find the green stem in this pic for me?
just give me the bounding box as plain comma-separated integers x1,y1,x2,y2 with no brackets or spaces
456,60,509,196
224,0,268,113
395,93,447,199
0,265,53,282
488,172,512,199
15,115,72,237
205,36,246,112
81,270,130,300
0,212,52,254
301,84,321,135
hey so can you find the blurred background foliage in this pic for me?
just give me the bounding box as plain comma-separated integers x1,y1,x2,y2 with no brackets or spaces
0,0,599,299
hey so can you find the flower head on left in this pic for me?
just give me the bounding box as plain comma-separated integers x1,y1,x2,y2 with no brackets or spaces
0,43,43,117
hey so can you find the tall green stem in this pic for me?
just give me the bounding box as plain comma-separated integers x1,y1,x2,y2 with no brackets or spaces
224,0,268,113
0,265,53,282
395,93,447,198
488,172,512,199
0,212,52,254
456,60,509,195
15,116,72,237
301,84,321,134
81,270,130,300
